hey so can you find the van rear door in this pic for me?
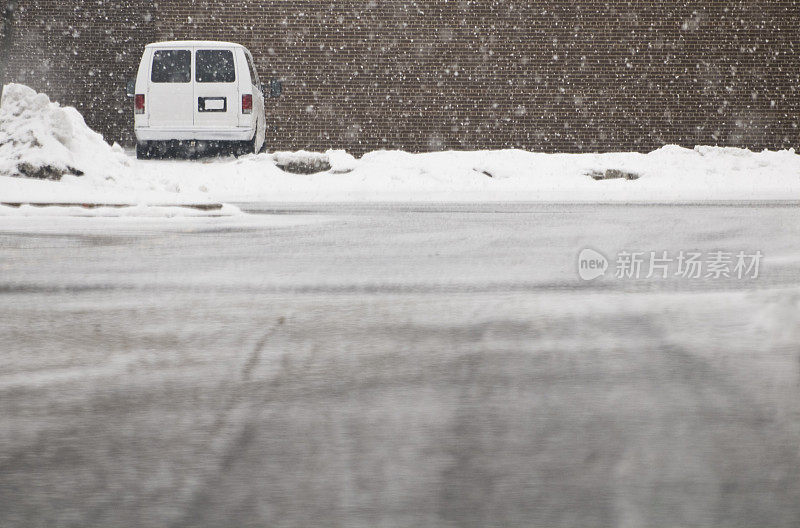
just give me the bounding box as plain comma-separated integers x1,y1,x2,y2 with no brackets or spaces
193,48,240,129
148,48,194,128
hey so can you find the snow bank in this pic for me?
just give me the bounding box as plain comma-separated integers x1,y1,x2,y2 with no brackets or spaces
145,144,800,203
1,84,798,205
0,83,131,181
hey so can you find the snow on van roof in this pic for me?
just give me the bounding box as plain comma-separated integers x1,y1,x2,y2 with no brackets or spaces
146,40,244,48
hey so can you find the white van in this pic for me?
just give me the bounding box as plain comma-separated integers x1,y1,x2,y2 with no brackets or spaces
129,41,280,159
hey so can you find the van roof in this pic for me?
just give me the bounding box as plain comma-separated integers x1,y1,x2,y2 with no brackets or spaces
146,40,244,49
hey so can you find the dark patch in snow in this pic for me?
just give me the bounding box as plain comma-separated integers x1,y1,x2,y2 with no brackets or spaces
16,162,83,180
588,169,640,181
274,157,331,175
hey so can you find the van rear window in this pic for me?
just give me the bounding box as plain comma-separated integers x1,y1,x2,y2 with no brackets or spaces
196,50,236,83
151,50,191,83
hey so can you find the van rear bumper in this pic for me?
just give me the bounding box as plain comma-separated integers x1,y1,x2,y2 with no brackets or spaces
135,126,255,142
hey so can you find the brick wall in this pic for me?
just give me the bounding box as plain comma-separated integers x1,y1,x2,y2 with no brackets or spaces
6,1,800,154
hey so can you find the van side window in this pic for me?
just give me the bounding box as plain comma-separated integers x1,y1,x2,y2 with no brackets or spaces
196,50,236,83
246,54,260,86
151,50,191,83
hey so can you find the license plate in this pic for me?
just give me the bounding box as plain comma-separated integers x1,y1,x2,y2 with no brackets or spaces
203,98,225,111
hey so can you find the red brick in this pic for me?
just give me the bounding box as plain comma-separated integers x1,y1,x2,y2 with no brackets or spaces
6,1,800,155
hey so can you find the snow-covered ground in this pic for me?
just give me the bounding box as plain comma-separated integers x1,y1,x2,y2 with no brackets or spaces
136,145,800,203
2,83,799,209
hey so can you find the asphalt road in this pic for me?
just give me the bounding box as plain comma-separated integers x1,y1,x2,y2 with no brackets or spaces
1,203,799,527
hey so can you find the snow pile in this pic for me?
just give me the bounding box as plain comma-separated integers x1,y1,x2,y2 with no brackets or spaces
326,149,358,173
0,84,220,208
0,83,131,182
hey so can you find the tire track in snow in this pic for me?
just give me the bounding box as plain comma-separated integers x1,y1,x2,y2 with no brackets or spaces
169,315,289,528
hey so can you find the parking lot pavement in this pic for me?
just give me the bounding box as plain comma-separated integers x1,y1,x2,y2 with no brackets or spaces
1,203,799,527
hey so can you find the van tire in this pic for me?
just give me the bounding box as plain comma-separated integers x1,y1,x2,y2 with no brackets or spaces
235,133,258,157
136,142,152,160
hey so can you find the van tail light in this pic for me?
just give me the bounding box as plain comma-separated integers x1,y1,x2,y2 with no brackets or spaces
134,94,145,114
242,94,253,114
